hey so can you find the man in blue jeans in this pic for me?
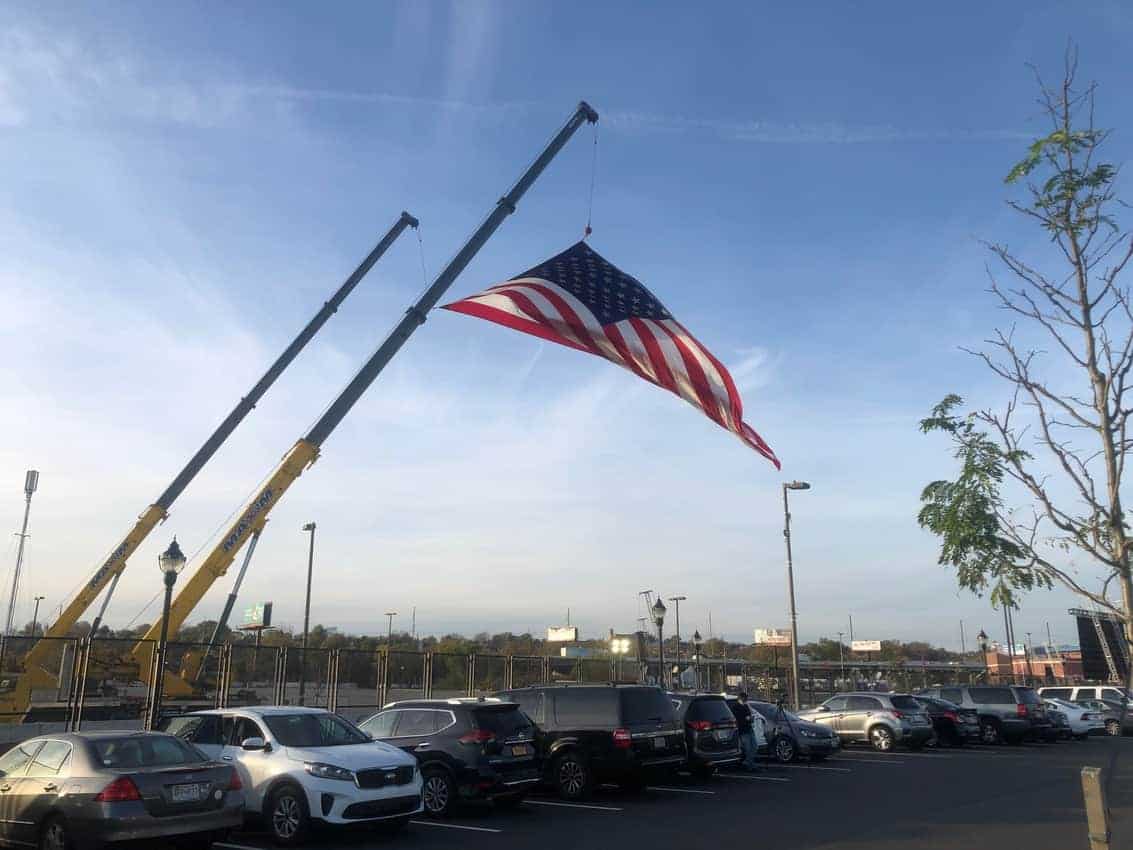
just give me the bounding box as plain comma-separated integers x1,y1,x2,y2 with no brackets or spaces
734,691,761,770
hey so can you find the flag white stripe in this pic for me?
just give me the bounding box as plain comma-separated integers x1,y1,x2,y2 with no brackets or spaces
637,319,707,414
610,320,660,383
659,320,737,430
497,282,626,364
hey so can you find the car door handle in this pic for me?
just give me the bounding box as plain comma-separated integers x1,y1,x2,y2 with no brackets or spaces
0,785,10,792
415,743,430,751
42,783,57,792
222,756,234,761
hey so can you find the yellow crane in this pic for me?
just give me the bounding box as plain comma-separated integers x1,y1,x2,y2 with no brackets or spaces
2,212,418,720
133,102,599,704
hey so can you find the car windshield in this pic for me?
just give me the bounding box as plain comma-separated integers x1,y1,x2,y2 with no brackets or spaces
890,695,924,711
752,702,801,722
93,735,205,768
263,713,369,747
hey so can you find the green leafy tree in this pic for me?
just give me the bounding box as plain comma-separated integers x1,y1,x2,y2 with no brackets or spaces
920,52,1133,643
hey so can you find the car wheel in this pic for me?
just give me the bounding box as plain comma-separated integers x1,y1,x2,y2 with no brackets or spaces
979,719,1001,745
554,752,591,800
1106,720,1121,737
421,769,456,817
869,725,895,752
773,736,797,763
267,783,310,846
39,816,69,850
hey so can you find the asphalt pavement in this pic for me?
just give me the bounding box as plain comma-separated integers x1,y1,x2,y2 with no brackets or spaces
216,736,1133,850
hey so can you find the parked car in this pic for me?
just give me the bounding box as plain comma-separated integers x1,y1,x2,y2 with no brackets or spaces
495,684,685,800
1074,698,1133,736
1039,685,1133,708
0,731,242,850
160,706,422,845
667,693,741,776
358,698,539,816
796,692,933,752
720,695,769,757
917,685,1050,744
1043,698,1105,739
913,695,980,746
748,699,840,762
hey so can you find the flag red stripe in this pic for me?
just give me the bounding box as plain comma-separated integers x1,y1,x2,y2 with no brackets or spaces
652,321,730,430
510,282,607,359
442,300,590,353
628,318,680,395
602,322,657,385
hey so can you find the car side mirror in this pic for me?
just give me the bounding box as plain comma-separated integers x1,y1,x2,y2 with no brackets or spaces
240,737,267,751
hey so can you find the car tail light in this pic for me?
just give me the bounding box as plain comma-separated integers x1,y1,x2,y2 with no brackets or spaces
228,767,242,791
687,720,712,731
613,728,632,749
1017,703,1028,717
943,711,958,722
458,729,497,745
1082,713,1095,721
890,710,903,720
95,777,142,802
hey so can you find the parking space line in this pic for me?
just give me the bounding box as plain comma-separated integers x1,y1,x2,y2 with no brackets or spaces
410,820,502,834
771,763,852,773
525,799,623,812
718,773,791,782
215,843,265,850
647,785,716,794
828,757,906,765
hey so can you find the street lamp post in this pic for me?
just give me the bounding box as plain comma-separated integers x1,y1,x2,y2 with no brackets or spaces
668,596,686,680
298,522,316,706
148,538,187,729
1024,632,1035,685
977,630,990,683
651,598,667,688
385,612,397,649
782,480,811,710
31,596,44,638
692,630,703,691
837,631,846,686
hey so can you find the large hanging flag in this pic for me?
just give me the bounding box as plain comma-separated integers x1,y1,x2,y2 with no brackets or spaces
442,241,780,468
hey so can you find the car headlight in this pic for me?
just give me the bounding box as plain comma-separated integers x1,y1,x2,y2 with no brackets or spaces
799,728,818,738
304,762,355,782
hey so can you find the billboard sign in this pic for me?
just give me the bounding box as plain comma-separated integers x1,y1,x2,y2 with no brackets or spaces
546,626,578,643
851,639,882,652
242,602,273,630
754,628,792,647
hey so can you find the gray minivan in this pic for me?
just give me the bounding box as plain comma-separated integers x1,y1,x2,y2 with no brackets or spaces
917,685,1050,744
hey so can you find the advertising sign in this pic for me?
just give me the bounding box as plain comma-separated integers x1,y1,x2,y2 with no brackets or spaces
851,639,882,652
242,602,273,630
546,626,579,643
754,628,792,647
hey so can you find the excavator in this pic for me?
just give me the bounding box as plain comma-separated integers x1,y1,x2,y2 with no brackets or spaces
0,212,419,721
130,102,599,706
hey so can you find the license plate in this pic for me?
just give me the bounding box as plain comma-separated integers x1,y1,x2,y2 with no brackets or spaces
714,729,734,741
171,783,206,803
511,745,529,756
653,736,666,750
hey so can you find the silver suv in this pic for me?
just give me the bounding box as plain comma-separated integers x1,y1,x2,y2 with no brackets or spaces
917,685,1050,744
796,692,933,752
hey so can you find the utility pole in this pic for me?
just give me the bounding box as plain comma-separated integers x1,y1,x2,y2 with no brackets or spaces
960,619,967,658
1002,605,1014,685
31,596,44,638
298,522,316,706
848,614,854,646
385,612,397,649
1,470,39,671
1024,632,1035,684
782,480,811,710
837,631,846,684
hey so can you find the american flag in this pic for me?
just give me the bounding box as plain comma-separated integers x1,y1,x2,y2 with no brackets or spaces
442,241,780,468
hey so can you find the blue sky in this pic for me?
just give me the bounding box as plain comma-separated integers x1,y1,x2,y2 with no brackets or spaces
2,2,1132,650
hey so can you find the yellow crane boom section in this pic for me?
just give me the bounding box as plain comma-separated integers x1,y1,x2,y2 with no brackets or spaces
132,439,319,668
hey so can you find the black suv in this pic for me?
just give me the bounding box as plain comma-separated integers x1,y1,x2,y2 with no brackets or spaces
496,684,685,800
359,698,539,816
668,693,740,777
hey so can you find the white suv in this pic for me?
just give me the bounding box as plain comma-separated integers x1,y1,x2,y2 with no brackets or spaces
161,706,422,845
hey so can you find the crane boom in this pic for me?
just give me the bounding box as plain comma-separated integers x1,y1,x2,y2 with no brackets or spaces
135,101,599,685
24,211,418,673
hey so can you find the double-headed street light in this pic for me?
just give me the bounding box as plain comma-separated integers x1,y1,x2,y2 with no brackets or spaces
782,480,811,710
651,597,667,687
148,538,187,729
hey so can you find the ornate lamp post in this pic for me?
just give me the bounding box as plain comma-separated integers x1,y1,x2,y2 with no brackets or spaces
148,538,187,729
977,629,990,682
692,630,703,691
651,597,667,688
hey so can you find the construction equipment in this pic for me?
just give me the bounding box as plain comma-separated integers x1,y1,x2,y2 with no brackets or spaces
136,101,599,703
1,211,418,720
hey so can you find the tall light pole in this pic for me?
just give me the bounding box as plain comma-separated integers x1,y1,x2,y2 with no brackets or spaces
298,522,316,706
1024,631,1035,684
782,480,811,710
31,596,44,637
385,612,397,649
651,597,667,688
837,631,846,685
148,538,187,729
977,629,990,683
668,596,686,678
692,630,703,691
1,470,39,671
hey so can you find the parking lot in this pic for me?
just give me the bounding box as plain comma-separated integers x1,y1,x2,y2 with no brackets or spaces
216,737,1133,850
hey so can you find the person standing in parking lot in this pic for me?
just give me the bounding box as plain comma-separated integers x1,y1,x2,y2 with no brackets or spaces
735,691,760,770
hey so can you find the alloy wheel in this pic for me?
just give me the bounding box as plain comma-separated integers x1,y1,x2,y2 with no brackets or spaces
775,737,796,763
980,722,999,744
272,793,302,840
559,758,586,796
423,774,451,814
1107,720,1121,737
870,726,894,752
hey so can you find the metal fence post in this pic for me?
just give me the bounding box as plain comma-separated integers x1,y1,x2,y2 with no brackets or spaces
467,653,477,697
505,655,514,690
273,647,287,705
326,649,340,713
541,656,550,684
422,651,433,700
